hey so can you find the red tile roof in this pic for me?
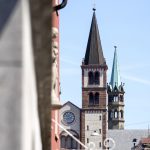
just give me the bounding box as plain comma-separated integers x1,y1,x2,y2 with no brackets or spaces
140,138,150,144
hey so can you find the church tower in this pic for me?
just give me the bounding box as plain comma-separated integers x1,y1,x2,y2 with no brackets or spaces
107,46,125,129
81,10,108,149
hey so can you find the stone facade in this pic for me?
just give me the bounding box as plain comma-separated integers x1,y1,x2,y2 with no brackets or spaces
59,102,80,149
81,65,108,149
107,47,125,130
107,85,125,130
84,111,103,149
83,68,104,88
60,102,80,136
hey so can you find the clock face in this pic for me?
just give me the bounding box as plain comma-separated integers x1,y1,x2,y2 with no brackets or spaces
63,112,75,125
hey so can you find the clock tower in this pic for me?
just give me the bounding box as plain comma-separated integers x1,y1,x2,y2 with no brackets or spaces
81,10,108,149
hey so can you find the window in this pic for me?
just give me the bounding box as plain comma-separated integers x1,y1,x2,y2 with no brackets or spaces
88,72,94,85
60,131,79,149
114,110,118,118
95,71,100,84
111,111,114,118
99,142,101,148
66,136,71,149
87,125,89,130
114,96,118,102
87,138,89,143
99,115,102,120
120,110,123,118
72,138,78,149
108,95,113,102
60,136,66,148
95,92,99,105
108,111,111,119
89,93,94,105
120,95,124,102
99,129,101,134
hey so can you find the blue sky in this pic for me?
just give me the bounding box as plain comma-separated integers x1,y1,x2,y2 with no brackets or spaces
59,0,150,129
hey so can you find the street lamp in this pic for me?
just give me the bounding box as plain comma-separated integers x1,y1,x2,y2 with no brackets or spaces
91,131,100,136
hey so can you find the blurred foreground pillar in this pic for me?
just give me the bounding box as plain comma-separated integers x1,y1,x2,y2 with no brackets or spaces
0,0,52,149
29,0,52,150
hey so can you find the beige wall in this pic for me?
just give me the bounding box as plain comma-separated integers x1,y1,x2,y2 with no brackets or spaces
85,111,103,149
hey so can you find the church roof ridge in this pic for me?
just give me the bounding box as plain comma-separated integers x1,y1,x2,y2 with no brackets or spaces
62,101,81,110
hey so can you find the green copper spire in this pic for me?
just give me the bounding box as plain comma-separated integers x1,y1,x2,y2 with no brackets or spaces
110,46,121,88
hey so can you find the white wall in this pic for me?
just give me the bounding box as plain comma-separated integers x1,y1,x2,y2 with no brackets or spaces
85,111,103,149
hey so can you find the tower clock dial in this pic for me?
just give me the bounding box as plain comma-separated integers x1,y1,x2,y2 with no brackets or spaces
63,111,75,125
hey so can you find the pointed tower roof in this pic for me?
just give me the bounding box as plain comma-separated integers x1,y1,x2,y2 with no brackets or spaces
110,46,121,88
84,10,105,65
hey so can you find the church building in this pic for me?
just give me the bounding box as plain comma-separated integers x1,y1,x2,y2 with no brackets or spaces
59,9,112,149
59,9,125,150
59,8,149,150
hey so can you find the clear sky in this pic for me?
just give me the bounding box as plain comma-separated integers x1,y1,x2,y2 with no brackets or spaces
59,0,150,129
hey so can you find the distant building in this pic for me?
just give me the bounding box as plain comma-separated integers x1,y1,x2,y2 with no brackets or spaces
108,130,148,150
80,9,108,149
59,9,117,149
131,137,150,150
59,8,147,150
107,46,125,130
60,101,80,149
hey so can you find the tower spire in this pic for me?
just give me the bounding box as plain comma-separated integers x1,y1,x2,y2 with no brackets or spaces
84,11,105,65
110,46,121,88
108,46,125,130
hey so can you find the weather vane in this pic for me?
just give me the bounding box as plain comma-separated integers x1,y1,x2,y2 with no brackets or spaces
93,0,96,11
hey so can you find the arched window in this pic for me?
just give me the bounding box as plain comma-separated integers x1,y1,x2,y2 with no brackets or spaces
120,95,124,102
108,95,113,102
88,72,94,85
89,93,94,105
95,71,100,84
114,95,118,102
66,136,71,149
60,130,79,149
60,136,66,148
108,111,112,119
72,137,78,149
120,110,123,118
95,92,99,105
114,110,118,118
